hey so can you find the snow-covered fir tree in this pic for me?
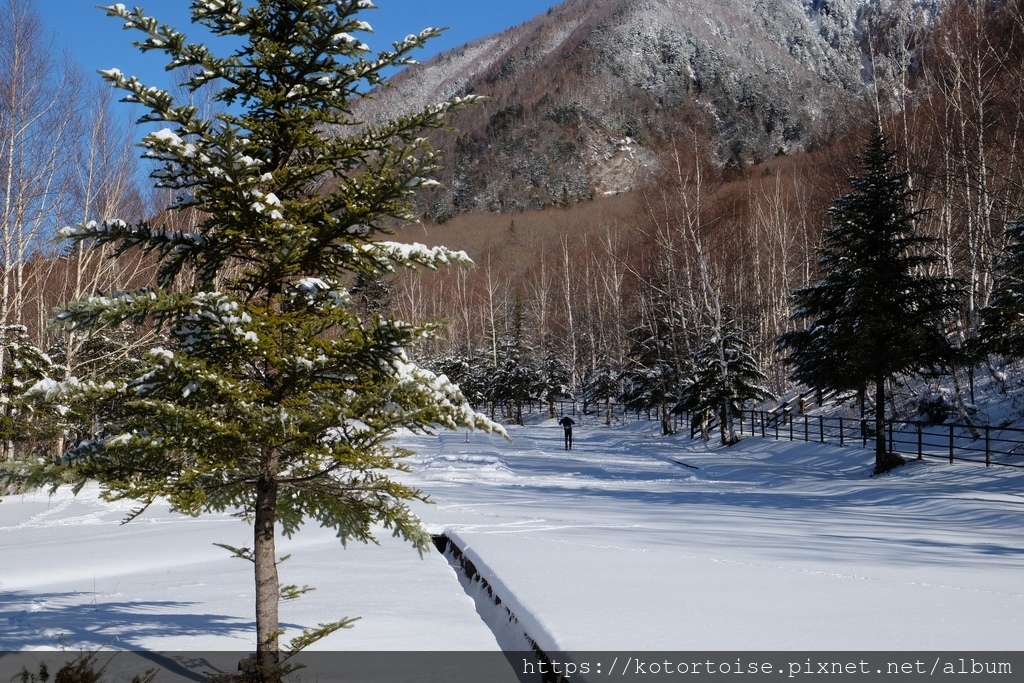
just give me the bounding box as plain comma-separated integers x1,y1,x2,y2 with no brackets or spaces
43,326,154,460
430,353,487,408
537,343,572,419
676,307,773,446
0,325,56,460
22,1,500,678
490,337,539,425
619,301,689,435
583,360,620,426
777,128,961,474
977,216,1024,360
486,296,541,424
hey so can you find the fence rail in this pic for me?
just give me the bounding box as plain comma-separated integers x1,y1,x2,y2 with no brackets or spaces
524,399,1024,470
733,409,1024,469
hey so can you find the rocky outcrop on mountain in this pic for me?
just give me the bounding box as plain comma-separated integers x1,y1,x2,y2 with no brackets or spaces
359,0,946,220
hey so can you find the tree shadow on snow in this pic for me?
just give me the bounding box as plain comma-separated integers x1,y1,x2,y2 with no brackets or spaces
0,589,281,651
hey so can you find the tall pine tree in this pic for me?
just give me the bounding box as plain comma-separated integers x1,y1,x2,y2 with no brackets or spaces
22,1,500,678
777,128,961,474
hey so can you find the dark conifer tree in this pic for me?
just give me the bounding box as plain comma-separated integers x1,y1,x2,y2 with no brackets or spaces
977,216,1024,359
678,308,773,445
583,361,620,426
537,345,572,419
0,325,56,459
777,128,961,473
619,301,688,435
489,297,539,425
431,353,487,408
491,339,539,425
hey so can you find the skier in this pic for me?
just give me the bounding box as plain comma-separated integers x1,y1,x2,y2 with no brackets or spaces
558,416,575,450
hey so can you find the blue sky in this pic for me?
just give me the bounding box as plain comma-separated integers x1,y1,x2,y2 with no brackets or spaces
39,1,562,94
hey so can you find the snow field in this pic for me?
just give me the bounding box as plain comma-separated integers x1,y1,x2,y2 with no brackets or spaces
0,485,498,652
402,419,1024,650
1,416,1022,657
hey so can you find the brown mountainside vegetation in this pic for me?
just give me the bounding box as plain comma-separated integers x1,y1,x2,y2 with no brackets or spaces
392,136,853,392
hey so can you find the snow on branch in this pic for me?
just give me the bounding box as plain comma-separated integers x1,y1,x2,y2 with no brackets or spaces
360,242,473,272
289,278,352,310
28,376,122,402
390,358,506,436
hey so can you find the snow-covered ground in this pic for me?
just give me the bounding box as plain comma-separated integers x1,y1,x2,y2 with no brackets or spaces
404,420,1024,651
3,417,1023,662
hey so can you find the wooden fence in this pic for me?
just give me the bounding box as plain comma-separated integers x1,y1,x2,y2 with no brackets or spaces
733,409,1024,469
529,399,1024,470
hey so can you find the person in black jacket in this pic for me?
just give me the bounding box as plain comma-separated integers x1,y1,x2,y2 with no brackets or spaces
558,416,575,450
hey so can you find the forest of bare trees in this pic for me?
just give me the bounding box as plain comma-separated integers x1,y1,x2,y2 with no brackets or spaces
390,0,1024,427
1,0,1024,457
0,0,153,457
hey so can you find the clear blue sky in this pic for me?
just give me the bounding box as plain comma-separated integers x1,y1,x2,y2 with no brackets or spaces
39,1,562,94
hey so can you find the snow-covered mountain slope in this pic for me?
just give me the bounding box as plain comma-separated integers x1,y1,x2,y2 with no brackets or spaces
359,0,947,218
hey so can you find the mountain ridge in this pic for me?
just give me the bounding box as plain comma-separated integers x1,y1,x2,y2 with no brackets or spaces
360,0,945,220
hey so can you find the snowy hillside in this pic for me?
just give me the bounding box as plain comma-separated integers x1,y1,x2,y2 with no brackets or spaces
359,0,950,217
3,416,1023,679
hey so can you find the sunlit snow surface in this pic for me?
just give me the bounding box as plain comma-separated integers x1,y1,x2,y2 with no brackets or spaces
3,418,1023,651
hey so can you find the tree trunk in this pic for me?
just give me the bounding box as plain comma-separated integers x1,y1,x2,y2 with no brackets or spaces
874,375,886,472
873,375,903,474
254,467,280,681
720,404,736,446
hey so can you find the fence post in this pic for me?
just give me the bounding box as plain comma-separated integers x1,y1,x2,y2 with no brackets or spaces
819,415,824,443
804,414,809,442
986,426,991,467
839,417,844,447
760,411,766,438
917,422,923,460
887,420,894,454
861,419,867,448
949,423,954,465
